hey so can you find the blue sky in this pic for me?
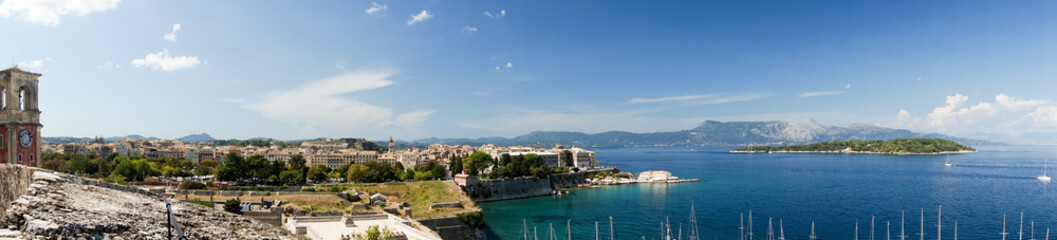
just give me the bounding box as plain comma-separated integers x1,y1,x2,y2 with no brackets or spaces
1,0,1056,144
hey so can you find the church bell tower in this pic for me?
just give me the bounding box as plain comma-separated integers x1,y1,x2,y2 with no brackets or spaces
0,67,41,167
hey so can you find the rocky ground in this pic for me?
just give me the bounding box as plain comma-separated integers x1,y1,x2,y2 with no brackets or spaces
1,171,295,239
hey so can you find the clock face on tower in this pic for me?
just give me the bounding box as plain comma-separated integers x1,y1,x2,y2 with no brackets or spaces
19,129,32,149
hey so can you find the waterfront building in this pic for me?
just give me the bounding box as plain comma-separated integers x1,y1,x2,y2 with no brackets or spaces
454,172,478,186
637,170,676,182
569,147,599,168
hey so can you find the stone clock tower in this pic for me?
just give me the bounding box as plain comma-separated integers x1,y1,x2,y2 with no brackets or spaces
0,67,41,167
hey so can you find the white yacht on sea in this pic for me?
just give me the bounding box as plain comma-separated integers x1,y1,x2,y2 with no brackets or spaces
944,154,954,167
1038,159,1051,183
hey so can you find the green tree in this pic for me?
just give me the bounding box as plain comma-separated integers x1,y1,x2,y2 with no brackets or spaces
287,154,306,171
195,159,219,176
463,152,493,176
430,164,446,180
215,152,246,181
247,155,272,179
307,165,330,183
400,169,415,181
346,164,369,183
112,158,159,181
448,156,463,175
364,161,397,182
67,154,96,175
279,170,300,184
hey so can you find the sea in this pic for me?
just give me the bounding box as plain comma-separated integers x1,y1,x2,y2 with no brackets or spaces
479,145,1057,240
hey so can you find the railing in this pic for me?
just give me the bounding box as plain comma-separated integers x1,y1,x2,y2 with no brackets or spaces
164,196,187,240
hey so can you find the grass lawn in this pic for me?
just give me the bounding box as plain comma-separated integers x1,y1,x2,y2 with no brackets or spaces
330,180,478,219
177,180,478,220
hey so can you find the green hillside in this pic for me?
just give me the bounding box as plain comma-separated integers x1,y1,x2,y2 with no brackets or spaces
732,138,975,154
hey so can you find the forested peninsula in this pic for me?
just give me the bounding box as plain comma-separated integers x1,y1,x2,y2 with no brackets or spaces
731,138,976,154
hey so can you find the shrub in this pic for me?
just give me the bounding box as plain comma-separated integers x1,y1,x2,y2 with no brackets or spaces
179,181,206,190
223,199,242,214
187,199,214,208
457,211,485,229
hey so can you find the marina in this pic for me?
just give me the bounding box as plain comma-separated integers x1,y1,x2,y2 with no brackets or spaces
480,146,1057,239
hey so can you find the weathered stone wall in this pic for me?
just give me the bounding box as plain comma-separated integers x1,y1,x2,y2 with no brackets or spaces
0,164,33,215
419,217,485,240
462,177,552,202
462,168,618,202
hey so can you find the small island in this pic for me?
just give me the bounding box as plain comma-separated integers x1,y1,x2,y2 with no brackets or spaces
730,138,976,155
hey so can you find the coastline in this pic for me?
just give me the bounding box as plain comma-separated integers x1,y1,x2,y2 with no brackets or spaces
729,149,976,155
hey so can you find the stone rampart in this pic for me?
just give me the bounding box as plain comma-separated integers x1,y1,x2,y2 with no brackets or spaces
0,164,33,215
462,168,617,202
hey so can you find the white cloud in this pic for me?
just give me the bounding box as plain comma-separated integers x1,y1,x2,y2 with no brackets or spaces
461,111,704,137
364,2,387,14
406,10,433,25
630,93,768,105
505,62,513,68
844,84,851,89
97,61,121,69
17,58,52,70
462,26,478,34
799,91,844,98
894,93,1057,144
484,9,506,19
1032,106,1057,127
394,110,435,129
494,66,500,70
163,23,181,42
131,49,201,72
242,70,434,134
0,0,119,26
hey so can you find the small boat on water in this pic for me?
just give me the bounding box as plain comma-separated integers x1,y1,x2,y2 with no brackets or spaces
1038,159,1051,183
944,154,954,167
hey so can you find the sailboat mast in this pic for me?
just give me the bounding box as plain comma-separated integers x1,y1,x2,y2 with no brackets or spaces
1021,211,1025,240
856,220,860,240
810,221,816,240
740,213,745,240
900,211,907,240
610,216,615,240
954,221,958,240
872,216,876,240
937,205,942,240
1003,214,1009,240
779,219,785,240
525,219,529,240
767,218,774,240
748,211,754,240
595,222,599,240
550,223,557,240
920,208,925,240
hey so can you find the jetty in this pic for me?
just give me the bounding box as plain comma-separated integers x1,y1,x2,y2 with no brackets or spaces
587,170,700,186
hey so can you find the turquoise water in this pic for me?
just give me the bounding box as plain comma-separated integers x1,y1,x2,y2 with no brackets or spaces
479,146,1057,240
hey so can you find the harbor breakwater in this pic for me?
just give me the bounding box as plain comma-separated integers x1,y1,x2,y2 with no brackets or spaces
462,168,617,202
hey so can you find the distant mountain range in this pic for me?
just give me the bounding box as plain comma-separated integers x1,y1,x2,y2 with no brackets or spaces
42,120,997,147
409,120,997,147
